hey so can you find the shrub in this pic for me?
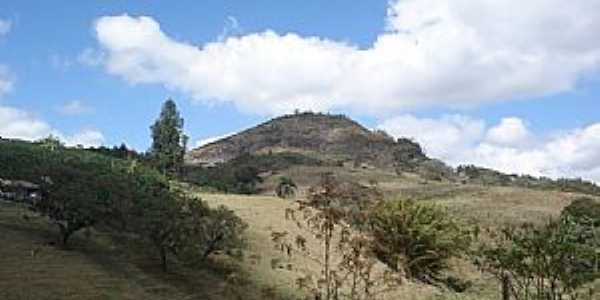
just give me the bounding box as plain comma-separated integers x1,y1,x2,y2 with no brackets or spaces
562,197,600,226
275,176,297,198
273,173,398,300
476,218,599,300
369,199,472,282
176,194,247,263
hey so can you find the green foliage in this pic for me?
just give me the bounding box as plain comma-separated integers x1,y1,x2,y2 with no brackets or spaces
476,218,599,300
86,143,142,161
0,139,129,246
369,199,472,282
0,139,247,272
275,176,297,198
176,195,247,263
149,99,188,177
562,197,600,226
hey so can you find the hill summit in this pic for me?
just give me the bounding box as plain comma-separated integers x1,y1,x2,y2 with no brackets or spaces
186,112,427,168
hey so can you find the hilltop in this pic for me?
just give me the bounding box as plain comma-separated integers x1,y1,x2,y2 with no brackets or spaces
186,112,428,169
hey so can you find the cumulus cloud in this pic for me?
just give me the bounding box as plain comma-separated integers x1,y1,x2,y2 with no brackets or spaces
378,115,485,160
0,106,53,141
62,129,105,148
57,100,94,116
379,115,600,182
484,117,532,147
0,105,104,147
93,0,600,115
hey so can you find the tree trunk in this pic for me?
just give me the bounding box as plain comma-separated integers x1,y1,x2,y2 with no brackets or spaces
160,247,168,272
502,272,511,300
57,223,72,248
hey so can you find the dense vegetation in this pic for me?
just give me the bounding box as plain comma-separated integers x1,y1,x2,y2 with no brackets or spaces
476,217,599,300
0,137,246,272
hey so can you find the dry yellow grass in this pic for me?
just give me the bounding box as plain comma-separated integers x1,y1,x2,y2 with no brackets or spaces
199,181,598,300
199,193,485,300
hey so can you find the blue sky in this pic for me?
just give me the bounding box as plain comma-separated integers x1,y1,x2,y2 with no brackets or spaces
1,0,600,181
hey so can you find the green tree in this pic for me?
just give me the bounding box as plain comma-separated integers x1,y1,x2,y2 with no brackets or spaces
476,218,599,300
149,99,188,177
176,194,247,263
33,154,113,247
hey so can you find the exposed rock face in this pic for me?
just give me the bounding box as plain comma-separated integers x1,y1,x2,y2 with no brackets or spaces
186,112,428,168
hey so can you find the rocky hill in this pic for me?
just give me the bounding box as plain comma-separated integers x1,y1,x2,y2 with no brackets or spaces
186,112,427,169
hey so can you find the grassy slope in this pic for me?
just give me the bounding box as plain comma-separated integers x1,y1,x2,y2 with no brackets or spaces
200,177,599,300
1,164,598,300
0,200,285,300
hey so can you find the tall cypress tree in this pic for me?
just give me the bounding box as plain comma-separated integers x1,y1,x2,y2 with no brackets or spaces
149,99,188,177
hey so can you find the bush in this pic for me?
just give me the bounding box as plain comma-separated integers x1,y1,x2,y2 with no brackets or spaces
275,176,297,198
369,199,472,282
176,195,247,263
562,197,600,226
476,218,599,300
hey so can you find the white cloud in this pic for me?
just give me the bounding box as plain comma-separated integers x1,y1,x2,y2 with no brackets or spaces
0,105,104,147
378,115,484,160
484,117,532,147
93,1,600,115
0,106,53,141
379,115,600,182
62,129,105,148
58,100,93,116
0,19,11,36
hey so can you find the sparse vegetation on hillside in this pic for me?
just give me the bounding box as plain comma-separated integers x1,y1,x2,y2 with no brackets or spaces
272,173,400,300
458,165,600,196
186,112,429,169
183,152,322,194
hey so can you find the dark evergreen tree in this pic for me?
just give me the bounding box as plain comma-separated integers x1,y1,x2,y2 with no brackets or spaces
149,99,188,177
